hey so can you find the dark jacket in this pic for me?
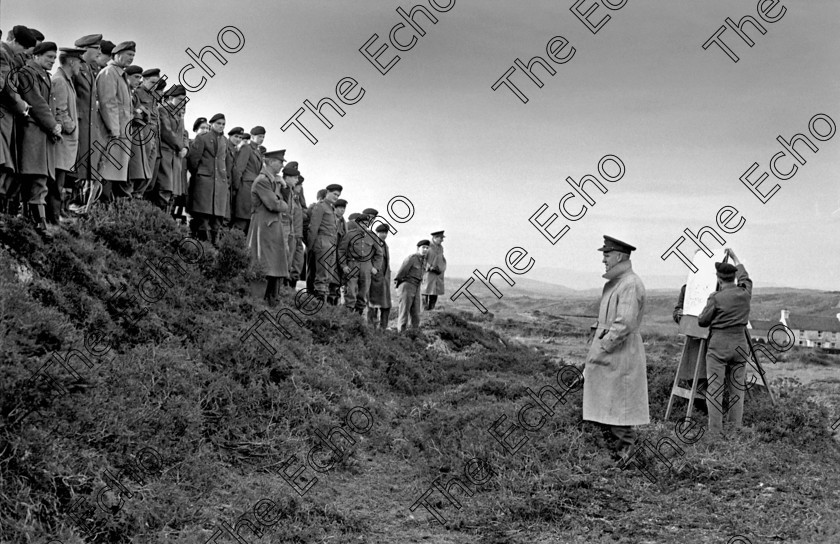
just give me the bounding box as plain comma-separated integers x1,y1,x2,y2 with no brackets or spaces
394,253,426,286
307,200,338,248
71,60,99,178
698,265,752,330
0,42,27,172
16,59,57,178
187,130,231,216
369,237,392,307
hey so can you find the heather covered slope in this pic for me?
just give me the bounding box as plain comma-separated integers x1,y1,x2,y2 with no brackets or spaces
1,202,839,544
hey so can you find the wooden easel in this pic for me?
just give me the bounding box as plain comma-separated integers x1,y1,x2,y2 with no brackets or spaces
665,316,776,420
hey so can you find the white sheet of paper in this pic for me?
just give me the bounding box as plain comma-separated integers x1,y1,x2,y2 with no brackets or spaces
683,248,728,316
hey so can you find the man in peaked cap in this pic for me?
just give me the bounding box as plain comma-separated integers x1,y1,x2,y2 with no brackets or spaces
280,161,305,288
229,126,265,233
368,223,393,330
69,34,103,212
584,235,649,464
422,230,447,310
394,239,430,332
697,249,753,441
132,67,163,198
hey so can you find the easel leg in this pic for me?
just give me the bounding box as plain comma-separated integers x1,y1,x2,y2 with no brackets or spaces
665,341,690,421
745,330,776,406
686,339,707,419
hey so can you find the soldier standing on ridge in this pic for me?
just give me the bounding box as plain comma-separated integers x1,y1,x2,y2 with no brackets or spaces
49,47,83,225
187,112,231,245
368,223,392,329
395,240,430,332
230,126,265,234
307,183,342,301
697,248,752,441
131,67,162,198
422,230,446,311
584,235,649,463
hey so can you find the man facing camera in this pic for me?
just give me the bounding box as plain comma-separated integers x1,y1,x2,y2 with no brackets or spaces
697,249,752,440
583,235,649,461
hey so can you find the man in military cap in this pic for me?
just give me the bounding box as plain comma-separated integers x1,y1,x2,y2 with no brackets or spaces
93,40,135,203
49,47,84,224
124,65,155,197
368,223,393,329
278,161,299,272
131,67,163,198
149,84,188,210
17,41,62,236
247,149,290,306
0,25,36,216
422,230,447,310
69,33,103,212
697,249,752,440
187,112,231,244
303,187,327,293
339,212,384,315
279,159,304,287
394,240,430,332
230,126,266,233
329,198,348,304
585,235,649,462
307,183,342,301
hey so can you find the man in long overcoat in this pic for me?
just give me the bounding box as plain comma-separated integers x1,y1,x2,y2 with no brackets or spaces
49,47,82,224
130,68,162,197
94,41,135,202
230,126,265,233
0,26,36,215
583,235,649,460
339,214,383,315
367,223,392,329
149,85,187,209
70,34,103,200
188,113,231,244
17,42,61,235
125,65,154,196
247,149,290,306
308,184,342,300
422,230,447,310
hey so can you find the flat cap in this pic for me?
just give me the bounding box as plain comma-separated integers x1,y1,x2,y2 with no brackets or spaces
347,212,360,222
11,26,36,49
335,199,347,208
227,126,244,137
282,163,300,176
417,239,431,247
326,184,343,193
142,67,160,78
99,40,116,55
112,41,136,54
431,230,445,238
164,84,187,98
124,65,143,76
250,125,266,136
285,160,297,170
59,47,86,58
263,149,286,161
74,34,102,48
597,235,635,254
33,42,57,55
355,213,371,224
209,113,225,123
362,208,378,216
715,262,738,281
375,223,389,233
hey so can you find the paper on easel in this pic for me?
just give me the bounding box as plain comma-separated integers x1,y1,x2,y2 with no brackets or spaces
683,248,728,316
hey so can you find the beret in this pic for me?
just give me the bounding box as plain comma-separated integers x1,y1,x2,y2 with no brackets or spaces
326,184,343,193
209,113,225,123
362,208,378,216
417,239,431,247
192,117,208,132
264,149,286,161
124,65,143,76
240,133,250,140
164,84,186,98
375,223,389,233
335,199,348,207
282,164,300,177
355,213,371,223
597,235,635,254
316,189,327,199
99,40,116,55
112,41,136,55
347,213,360,221
227,126,244,136
142,68,160,78
715,262,738,280
250,125,266,136
74,34,102,48
11,26,36,49
32,41,57,55
29,28,45,41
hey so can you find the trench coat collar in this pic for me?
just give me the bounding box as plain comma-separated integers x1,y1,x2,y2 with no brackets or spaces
106,59,126,75
57,66,74,86
602,258,632,281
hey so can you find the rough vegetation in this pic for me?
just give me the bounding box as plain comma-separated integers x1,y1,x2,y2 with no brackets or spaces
1,201,839,543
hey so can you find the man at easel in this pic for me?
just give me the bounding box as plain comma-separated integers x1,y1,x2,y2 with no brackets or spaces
697,248,752,440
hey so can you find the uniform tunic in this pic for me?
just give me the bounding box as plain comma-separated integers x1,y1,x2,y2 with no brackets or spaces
422,242,446,295
583,260,650,426
246,165,289,278
394,253,426,331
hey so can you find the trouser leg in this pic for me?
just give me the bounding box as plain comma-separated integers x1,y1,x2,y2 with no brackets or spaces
314,237,335,295
410,286,422,329
397,284,413,331
608,425,636,450
46,170,66,224
292,237,304,282
356,266,371,313
380,308,390,329
725,362,746,428
367,307,379,327
422,295,430,311
428,295,438,310
705,349,728,437
344,271,359,310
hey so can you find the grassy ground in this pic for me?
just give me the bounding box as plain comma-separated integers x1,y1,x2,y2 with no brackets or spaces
1,201,838,543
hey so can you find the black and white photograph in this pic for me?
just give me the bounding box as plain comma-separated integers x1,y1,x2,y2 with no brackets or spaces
1,1,839,542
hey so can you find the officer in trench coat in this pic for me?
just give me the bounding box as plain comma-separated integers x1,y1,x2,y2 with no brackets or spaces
49,47,83,224
583,235,650,460
187,112,232,244
367,223,392,329
422,230,447,310
246,149,290,306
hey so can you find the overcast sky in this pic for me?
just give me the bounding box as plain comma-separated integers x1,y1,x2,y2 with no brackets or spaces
3,0,838,292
